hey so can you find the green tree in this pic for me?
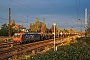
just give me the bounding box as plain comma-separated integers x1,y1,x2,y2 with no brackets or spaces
0,23,18,36
63,29,69,33
30,23,35,32
0,23,8,36
35,17,40,32
41,23,47,33
10,24,18,36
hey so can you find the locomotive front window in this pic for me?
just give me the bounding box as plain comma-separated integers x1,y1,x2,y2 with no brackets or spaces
14,33,20,38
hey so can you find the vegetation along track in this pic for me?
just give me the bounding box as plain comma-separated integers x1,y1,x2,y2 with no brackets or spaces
0,35,77,60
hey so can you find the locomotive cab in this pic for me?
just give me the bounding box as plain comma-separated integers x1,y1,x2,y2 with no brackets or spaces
13,33,24,43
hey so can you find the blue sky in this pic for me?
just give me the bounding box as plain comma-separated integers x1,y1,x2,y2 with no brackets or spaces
0,0,90,31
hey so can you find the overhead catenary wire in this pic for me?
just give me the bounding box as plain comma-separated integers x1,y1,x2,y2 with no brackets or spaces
8,0,60,19
8,0,62,24
0,5,27,18
76,0,81,31
76,0,79,30
78,0,80,19
76,0,80,19
48,0,60,8
9,0,50,15
0,16,8,20
0,0,64,28
0,17,8,24
0,5,34,23
47,0,61,18
0,16,26,25
0,0,59,29
1,0,59,22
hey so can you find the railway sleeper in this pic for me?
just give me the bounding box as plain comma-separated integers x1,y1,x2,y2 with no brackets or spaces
1,44,51,59
36,47,45,53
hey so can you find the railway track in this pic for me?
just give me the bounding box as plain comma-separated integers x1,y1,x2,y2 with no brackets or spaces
0,42,20,50
0,42,14,48
0,38,55,60
0,38,62,59
0,35,78,60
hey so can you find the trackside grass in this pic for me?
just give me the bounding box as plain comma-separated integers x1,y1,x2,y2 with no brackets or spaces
27,37,90,60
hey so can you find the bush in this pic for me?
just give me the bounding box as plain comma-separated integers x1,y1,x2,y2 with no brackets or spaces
27,37,90,60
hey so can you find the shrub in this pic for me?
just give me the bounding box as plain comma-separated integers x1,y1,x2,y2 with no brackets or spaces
27,37,90,60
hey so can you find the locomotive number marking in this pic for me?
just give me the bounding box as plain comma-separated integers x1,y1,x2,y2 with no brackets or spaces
25,35,34,40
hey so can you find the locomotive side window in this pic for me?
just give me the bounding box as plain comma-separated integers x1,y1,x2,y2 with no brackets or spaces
14,33,20,38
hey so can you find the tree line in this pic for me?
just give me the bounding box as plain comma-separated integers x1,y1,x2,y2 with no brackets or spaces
0,23,17,36
0,17,78,37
